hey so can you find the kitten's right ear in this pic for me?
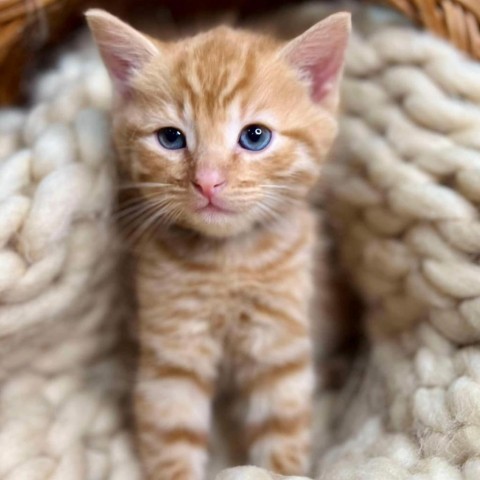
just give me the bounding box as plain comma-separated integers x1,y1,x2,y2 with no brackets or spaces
85,9,158,97
281,12,351,113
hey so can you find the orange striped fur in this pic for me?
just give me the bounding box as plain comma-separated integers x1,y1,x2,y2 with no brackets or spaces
87,10,350,480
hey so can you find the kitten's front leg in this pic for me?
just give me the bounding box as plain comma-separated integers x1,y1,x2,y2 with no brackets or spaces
133,321,219,480
233,307,315,476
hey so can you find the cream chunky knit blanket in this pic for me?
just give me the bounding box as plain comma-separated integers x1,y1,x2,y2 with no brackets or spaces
1,5,479,480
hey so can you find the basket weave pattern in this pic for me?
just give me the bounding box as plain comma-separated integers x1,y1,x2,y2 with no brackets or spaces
387,0,480,58
0,0,80,104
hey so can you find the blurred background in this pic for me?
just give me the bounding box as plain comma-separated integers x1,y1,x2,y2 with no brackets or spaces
3,0,339,105
2,1,479,104
0,0,436,105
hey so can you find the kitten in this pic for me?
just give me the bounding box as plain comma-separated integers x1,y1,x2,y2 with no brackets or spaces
87,9,350,480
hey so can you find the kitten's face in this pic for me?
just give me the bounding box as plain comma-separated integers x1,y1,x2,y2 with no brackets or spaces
87,11,350,238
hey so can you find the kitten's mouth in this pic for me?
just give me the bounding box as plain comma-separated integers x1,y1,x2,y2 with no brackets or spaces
195,200,235,215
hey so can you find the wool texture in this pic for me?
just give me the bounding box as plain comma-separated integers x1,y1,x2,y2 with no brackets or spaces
0,41,141,480
316,12,480,479
0,5,479,480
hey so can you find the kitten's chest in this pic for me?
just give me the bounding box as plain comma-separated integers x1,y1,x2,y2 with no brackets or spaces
136,210,317,339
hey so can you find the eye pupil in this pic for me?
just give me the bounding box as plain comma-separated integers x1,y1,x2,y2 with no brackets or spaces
165,129,179,142
157,127,186,150
239,124,272,151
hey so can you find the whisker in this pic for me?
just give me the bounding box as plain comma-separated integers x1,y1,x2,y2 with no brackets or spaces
127,208,164,247
251,199,279,223
118,196,167,224
127,201,183,250
113,193,170,221
258,184,297,191
114,202,158,222
118,182,171,190
115,191,166,209
118,201,167,235
119,195,184,250
140,203,185,248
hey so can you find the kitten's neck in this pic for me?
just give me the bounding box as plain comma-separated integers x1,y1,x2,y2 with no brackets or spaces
151,204,314,265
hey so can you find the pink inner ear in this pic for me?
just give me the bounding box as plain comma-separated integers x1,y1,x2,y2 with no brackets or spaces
284,13,350,105
307,49,346,103
87,10,158,98
106,51,134,87
102,47,143,95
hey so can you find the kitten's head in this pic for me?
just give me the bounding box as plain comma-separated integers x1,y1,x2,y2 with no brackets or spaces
87,9,350,238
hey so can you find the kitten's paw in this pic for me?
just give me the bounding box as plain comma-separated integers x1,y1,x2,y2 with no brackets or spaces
216,466,311,480
251,438,311,476
269,446,310,476
149,459,203,480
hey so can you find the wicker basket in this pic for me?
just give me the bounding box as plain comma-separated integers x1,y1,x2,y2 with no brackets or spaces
387,0,480,57
1,0,479,105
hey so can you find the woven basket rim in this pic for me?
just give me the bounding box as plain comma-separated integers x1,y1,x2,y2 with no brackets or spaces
0,0,479,105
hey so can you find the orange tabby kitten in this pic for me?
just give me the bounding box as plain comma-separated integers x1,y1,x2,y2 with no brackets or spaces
87,9,350,480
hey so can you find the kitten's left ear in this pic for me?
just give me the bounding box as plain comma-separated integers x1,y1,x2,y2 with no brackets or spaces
281,12,351,112
85,9,159,97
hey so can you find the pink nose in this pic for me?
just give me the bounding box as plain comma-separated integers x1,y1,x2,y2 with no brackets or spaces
192,169,226,200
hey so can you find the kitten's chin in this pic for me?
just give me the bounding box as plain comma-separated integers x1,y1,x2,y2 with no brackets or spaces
181,211,255,238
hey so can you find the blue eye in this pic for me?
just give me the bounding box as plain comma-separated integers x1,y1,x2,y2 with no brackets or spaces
239,125,272,151
157,127,186,150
